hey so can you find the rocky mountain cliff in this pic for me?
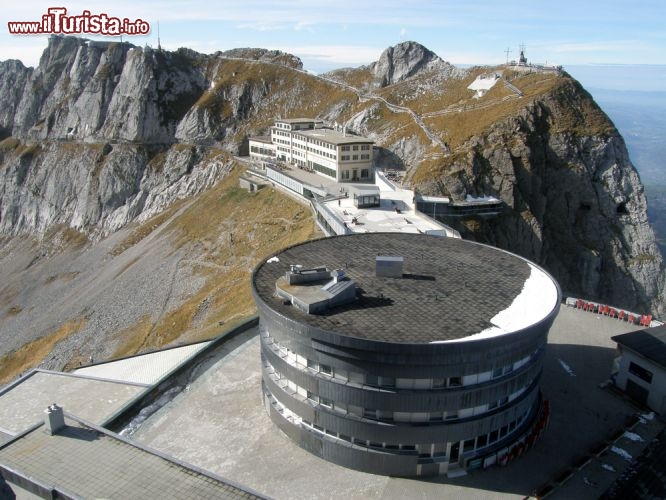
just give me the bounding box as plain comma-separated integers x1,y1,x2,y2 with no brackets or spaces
370,41,462,87
0,36,663,321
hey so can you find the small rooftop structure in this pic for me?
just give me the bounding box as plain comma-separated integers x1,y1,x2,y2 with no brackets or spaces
44,404,65,436
612,326,666,369
611,325,666,413
275,265,357,314
375,255,403,278
348,184,380,208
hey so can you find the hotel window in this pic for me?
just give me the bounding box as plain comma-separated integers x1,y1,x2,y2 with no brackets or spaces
361,154,370,160
361,169,369,178
379,376,395,388
352,145,358,151
363,408,377,419
341,155,350,161
320,364,333,376
341,145,350,151
352,155,358,160
361,144,370,150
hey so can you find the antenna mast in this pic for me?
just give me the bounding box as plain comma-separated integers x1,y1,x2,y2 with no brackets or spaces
157,21,161,51
504,47,512,64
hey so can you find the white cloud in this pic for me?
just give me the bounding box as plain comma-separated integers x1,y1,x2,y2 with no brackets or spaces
293,21,315,33
237,22,286,32
281,44,382,65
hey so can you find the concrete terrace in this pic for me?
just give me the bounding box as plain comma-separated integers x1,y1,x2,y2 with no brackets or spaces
0,339,216,445
130,306,664,499
245,161,459,237
0,370,147,441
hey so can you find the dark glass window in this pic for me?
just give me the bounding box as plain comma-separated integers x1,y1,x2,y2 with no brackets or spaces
629,361,653,383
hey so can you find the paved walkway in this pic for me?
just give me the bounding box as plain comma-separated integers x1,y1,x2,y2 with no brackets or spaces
0,371,146,437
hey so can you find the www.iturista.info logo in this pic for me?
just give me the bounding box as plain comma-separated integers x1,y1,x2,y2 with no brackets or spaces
8,7,150,35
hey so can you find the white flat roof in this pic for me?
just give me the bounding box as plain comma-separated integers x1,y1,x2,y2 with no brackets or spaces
73,341,213,385
299,129,374,145
323,187,454,236
433,263,560,343
276,118,318,124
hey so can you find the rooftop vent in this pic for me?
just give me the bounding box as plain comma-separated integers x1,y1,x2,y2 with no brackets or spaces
376,256,403,278
44,403,65,435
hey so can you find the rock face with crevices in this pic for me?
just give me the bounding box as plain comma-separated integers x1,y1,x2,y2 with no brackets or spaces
416,92,665,315
370,41,463,87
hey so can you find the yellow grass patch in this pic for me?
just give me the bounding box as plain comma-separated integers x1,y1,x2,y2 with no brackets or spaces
0,316,87,384
109,314,155,359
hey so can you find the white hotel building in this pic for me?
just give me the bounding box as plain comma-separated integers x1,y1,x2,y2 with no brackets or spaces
249,118,374,183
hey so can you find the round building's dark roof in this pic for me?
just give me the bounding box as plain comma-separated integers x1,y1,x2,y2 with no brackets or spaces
253,233,559,343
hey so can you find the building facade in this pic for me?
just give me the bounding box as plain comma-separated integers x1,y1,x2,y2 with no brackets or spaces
612,325,666,414
252,233,560,476
249,118,374,183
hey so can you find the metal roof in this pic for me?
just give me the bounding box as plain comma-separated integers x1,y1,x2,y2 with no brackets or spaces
0,414,264,499
612,325,666,369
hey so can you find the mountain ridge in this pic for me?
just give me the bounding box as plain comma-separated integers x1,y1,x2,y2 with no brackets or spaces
0,37,663,375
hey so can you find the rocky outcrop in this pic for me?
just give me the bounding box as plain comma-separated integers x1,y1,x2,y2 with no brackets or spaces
413,81,665,316
370,41,461,87
216,48,303,70
5,38,206,143
0,140,232,237
0,60,31,138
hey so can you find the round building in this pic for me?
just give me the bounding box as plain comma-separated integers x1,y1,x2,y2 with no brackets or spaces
252,233,560,476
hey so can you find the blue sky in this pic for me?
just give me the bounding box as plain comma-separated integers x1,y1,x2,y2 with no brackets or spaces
2,1,665,85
